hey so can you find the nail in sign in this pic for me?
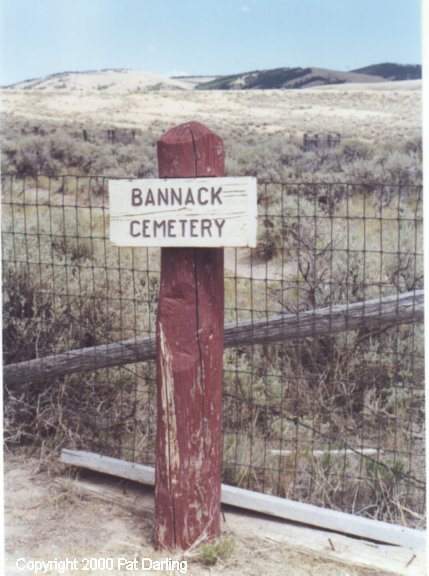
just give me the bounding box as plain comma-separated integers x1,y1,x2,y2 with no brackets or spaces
109,177,257,247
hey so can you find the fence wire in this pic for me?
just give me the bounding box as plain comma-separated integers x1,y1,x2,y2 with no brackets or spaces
1,174,424,528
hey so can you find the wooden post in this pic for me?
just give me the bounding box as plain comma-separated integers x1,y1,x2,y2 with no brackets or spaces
155,121,225,550
327,133,341,149
304,133,319,151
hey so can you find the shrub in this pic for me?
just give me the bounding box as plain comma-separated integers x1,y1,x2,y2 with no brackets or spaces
2,198,158,451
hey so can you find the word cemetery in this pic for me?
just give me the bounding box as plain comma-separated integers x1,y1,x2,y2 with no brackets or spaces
109,177,257,247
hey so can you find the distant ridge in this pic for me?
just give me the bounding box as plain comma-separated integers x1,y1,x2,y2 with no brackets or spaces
351,63,421,81
3,69,193,92
3,63,421,92
194,64,421,90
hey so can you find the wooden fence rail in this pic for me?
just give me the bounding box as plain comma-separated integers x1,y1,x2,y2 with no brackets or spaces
3,290,423,388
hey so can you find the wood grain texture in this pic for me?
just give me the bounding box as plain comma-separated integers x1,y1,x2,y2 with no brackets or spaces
3,290,423,387
155,121,224,550
157,121,224,178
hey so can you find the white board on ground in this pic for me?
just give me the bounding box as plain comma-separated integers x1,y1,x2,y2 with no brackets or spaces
109,176,257,247
60,449,426,552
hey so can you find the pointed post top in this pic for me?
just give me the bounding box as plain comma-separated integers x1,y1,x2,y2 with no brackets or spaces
157,121,225,178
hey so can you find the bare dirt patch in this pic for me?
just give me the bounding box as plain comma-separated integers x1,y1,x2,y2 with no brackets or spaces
3,453,411,576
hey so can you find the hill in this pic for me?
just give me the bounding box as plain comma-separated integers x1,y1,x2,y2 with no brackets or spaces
351,63,422,81
194,66,389,90
2,63,421,93
3,69,193,92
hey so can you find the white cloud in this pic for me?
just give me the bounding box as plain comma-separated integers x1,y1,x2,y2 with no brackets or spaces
240,5,250,12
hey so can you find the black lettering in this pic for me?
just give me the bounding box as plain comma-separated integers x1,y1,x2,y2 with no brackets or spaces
131,188,142,207
171,187,182,205
167,220,176,237
190,219,198,237
179,220,187,236
146,188,155,206
197,187,209,205
157,188,169,205
201,219,212,237
214,219,225,237
130,220,140,237
154,220,166,237
211,187,223,205
142,220,150,237
185,188,195,205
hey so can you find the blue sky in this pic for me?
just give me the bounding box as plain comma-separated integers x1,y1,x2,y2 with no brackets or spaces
0,0,422,85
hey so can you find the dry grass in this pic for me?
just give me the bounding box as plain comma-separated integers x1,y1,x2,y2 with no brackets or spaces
1,83,424,532
2,178,424,527
0,80,421,143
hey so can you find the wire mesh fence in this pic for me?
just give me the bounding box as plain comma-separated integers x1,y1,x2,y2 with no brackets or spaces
1,174,424,529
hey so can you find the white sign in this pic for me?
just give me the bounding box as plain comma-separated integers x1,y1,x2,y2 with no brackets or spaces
109,177,257,247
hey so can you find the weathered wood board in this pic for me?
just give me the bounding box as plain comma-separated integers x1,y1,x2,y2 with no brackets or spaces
109,176,257,247
56,473,426,575
60,449,427,554
4,289,423,388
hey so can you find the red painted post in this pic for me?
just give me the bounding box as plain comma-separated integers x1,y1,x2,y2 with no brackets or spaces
155,121,225,550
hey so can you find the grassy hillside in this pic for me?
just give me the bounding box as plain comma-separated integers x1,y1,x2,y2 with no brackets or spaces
352,63,422,80
3,69,192,92
196,67,312,90
195,66,391,90
3,63,421,92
